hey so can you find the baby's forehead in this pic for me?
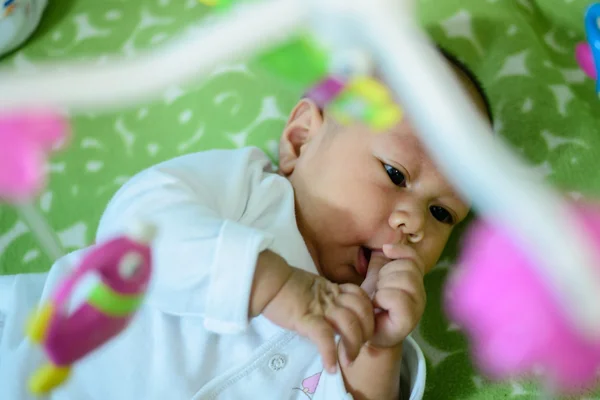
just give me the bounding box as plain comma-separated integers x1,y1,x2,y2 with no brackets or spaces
374,129,428,172
378,123,425,154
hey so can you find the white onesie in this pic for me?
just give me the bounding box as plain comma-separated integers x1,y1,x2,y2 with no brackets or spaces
0,147,425,399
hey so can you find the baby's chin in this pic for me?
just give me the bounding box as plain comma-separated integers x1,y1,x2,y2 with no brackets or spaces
320,263,365,287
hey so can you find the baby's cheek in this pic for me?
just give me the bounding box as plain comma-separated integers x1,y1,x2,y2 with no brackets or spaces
347,202,385,229
422,236,449,271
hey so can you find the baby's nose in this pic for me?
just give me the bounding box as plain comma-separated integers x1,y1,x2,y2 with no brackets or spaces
388,209,425,243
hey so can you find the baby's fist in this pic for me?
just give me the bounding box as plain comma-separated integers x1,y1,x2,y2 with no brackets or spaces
362,244,426,348
262,267,375,372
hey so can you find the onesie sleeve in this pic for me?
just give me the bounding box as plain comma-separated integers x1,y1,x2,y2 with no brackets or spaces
95,148,287,334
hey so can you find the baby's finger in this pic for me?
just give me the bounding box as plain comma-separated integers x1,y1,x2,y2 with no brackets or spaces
382,243,410,258
376,274,426,309
382,244,425,272
338,286,375,340
373,288,424,341
325,306,365,365
374,287,425,327
381,254,425,279
361,251,389,295
301,317,338,373
339,283,371,302
378,267,424,289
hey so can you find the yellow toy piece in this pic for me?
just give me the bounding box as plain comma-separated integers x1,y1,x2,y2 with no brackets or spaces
368,104,403,131
198,0,233,8
329,108,353,126
26,303,54,344
347,77,390,104
328,76,404,131
29,363,71,395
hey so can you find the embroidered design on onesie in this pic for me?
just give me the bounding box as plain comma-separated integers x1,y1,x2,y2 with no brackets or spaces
2,0,16,18
293,371,322,399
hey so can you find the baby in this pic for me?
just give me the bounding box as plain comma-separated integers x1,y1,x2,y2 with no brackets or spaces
0,51,491,400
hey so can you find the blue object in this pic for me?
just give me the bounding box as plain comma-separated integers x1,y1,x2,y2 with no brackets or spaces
585,3,600,96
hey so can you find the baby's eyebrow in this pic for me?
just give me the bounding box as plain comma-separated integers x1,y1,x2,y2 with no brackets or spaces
384,136,422,166
439,190,470,212
385,152,417,173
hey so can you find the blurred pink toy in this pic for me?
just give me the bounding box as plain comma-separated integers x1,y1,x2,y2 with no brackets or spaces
575,3,600,95
576,42,597,81
0,110,69,202
304,76,346,109
0,110,157,396
26,221,157,395
445,203,600,394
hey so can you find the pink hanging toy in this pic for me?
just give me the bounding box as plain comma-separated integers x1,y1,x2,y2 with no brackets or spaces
446,203,600,394
447,3,600,393
575,3,600,96
0,110,69,202
0,110,69,261
0,109,157,395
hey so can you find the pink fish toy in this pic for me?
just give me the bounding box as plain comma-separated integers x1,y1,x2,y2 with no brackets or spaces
26,221,157,395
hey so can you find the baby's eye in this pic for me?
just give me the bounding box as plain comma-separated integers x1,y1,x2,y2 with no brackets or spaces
384,164,407,187
430,205,454,225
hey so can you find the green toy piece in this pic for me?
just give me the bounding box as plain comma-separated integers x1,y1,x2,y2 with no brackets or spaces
254,34,330,89
197,0,235,12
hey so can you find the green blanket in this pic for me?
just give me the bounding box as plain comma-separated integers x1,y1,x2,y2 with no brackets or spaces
1,0,599,398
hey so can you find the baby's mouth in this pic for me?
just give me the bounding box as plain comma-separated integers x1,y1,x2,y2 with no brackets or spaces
357,246,373,278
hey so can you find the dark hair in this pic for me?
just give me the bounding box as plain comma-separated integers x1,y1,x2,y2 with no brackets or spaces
438,48,494,123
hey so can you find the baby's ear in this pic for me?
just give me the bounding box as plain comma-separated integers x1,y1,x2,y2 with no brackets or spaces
279,99,323,176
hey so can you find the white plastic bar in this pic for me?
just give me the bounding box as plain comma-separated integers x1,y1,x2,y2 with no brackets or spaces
0,0,310,112
16,202,65,261
354,5,600,337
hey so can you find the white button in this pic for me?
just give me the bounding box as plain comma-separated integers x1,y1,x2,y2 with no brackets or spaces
268,354,287,371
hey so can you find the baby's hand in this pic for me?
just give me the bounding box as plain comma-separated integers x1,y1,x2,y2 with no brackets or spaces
361,244,426,348
261,267,374,373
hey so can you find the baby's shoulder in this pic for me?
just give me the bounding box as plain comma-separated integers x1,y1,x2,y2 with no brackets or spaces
149,146,274,175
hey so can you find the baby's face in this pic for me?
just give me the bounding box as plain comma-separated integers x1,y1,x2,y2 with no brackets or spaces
279,101,470,286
